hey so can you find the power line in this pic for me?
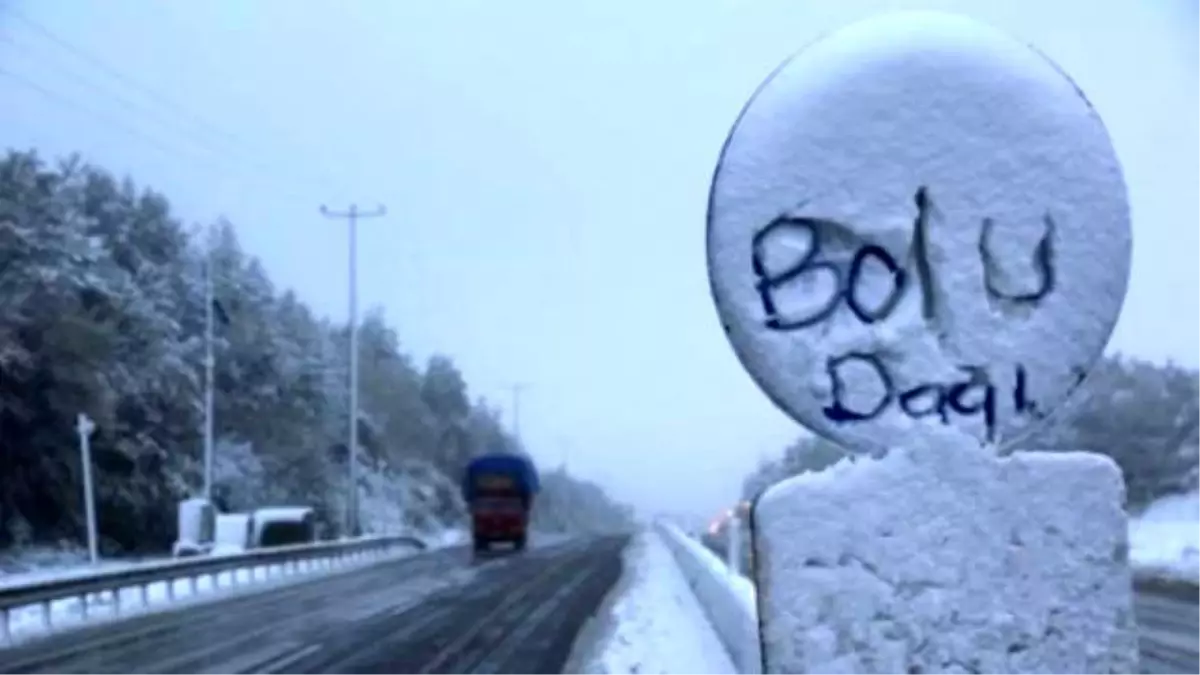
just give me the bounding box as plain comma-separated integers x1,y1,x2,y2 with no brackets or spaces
4,8,248,150
0,65,347,213
0,65,220,166
0,11,352,202
0,31,228,160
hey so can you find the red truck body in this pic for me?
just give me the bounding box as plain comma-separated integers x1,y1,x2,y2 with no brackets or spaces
471,496,528,544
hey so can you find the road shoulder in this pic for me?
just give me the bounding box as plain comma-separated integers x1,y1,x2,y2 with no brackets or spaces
565,529,738,674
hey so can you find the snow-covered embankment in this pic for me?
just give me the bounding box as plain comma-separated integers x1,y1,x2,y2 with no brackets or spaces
657,522,760,674
1129,489,1199,584
568,530,737,674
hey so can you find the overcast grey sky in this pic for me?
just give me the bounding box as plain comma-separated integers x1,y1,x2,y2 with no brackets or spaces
1,0,1195,518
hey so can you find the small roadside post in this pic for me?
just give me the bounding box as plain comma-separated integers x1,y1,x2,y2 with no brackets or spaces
76,413,99,565
726,508,742,577
707,11,1136,673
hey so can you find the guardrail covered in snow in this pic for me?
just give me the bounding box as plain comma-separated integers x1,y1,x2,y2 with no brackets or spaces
657,522,761,674
0,533,426,643
1132,564,1200,595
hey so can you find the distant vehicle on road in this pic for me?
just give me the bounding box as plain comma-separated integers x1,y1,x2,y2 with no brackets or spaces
252,506,317,548
173,500,317,557
462,453,540,555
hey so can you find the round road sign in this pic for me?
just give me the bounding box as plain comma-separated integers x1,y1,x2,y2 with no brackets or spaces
707,11,1131,455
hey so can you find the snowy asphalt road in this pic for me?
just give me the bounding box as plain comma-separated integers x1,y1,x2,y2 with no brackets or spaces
0,535,628,674
1136,588,1199,674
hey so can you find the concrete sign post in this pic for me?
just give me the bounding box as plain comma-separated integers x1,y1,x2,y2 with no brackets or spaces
706,11,1136,673
76,413,99,565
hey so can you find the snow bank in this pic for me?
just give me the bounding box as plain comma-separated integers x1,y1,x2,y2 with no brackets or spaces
570,531,738,674
752,432,1137,674
0,556,148,592
1129,489,1200,582
658,522,761,673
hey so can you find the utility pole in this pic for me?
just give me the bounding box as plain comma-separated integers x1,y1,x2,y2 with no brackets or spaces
203,233,215,503
320,203,387,537
508,383,528,446
76,413,99,565
556,435,572,471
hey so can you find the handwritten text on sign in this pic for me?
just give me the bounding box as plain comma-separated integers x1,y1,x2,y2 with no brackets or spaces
750,187,1058,441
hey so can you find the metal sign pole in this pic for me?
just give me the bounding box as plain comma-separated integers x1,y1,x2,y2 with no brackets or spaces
76,413,99,564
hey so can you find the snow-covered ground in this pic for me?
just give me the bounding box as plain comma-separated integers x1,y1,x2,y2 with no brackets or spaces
3,559,307,643
0,522,467,591
0,525,467,644
568,531,737,674
7,487,1190,661
0,451,468,641
423,527,469,549
0,548,158,591
3,507,1184,664
356,459,467,537
1129,489,1200,582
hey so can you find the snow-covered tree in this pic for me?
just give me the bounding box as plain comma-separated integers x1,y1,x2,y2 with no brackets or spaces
743,354,1199,511
0,148,631,552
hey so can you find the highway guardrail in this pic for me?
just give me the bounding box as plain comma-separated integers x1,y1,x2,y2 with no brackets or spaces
1132,570,1199,604
0,533,426,644
657,522,761,674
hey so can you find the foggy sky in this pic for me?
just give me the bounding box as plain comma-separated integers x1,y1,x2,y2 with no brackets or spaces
1,0,1195,519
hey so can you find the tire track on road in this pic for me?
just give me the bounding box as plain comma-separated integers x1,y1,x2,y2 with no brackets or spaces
476,539,625,675
0,536,628,675
143,541,586,674
425,535,628,674
277,548,574,674
414,549,596,673
294,535,628,674
1136,589,1199,675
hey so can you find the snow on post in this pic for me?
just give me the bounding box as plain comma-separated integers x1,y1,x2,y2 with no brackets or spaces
213,512,255,555
75,413,99,565
727,513,742,577
173,498,216,557
706,11,1136,673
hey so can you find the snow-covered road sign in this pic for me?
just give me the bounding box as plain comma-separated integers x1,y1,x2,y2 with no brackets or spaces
719,12,1139,674
706,10,1131,456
